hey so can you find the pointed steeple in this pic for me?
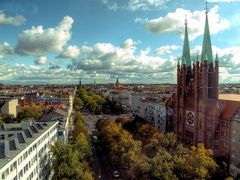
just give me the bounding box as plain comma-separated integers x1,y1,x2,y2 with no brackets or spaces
182,16,191,67
201,1,213,63
79,78,82,86
215,53,219,61
116,77,119,87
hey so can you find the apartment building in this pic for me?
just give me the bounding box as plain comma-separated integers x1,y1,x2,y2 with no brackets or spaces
41,108,71,144
0,121,58,180
229,109,240,177
0,99,19,118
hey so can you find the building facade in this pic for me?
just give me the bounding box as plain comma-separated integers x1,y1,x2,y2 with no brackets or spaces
174,5,240,177
176,7,220,150
229,107,240,177
0,121,58,180
0,99,19,118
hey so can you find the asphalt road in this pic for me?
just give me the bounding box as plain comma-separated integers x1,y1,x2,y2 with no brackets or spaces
83,113,118,180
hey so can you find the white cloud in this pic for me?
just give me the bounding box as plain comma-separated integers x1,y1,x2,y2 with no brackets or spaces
135,17,149,24
15,16,73,55
0,42,14,59
0,10,26,26
101,0,170,11
101,0,119,11
121,38,140,49
189,45,240,82
69,39,177,84
58,45,80,58
34,56,48,65
155,45,179,55
128,0,168,11
147,5,230,40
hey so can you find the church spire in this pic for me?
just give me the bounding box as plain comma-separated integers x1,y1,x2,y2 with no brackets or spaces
79,78,82,86
201,1,213,63
116,77,119,87
215,53,219,61
182,16,191,67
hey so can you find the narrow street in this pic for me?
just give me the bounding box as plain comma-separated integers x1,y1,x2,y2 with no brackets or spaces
83,113,117,180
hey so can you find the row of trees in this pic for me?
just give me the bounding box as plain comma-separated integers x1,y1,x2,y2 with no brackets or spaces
50,111,94,180
74,88,105,114
0,104,45,124
74,88,124,114
98,117,221,179
97,118,142,168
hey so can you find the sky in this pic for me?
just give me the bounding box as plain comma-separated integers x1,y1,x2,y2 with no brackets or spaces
0,0,239,84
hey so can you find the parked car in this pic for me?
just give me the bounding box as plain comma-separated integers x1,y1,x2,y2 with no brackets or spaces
92,135,99,143
113,170,120,178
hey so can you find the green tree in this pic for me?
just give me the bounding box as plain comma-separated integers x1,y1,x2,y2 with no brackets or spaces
73,112,87,139
138,148,177,180
73,132,91,161
50,141,93,180
174,144,218,180
97,118,141,168
18,104,44,120
74,97,83,111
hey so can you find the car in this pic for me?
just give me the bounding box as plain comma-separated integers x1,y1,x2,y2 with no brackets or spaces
92,135,98,143
113,170,120,178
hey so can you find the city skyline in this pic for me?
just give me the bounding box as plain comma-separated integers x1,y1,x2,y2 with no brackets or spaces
0,0,239,84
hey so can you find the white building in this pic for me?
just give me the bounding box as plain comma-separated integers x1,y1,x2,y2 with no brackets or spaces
108,91,133,112
0,121,58,180
0,99,19,118
132,92,144,115
41,109,71,144
137,99,167,133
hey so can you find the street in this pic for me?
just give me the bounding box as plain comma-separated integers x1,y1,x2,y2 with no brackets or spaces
83,113,126,180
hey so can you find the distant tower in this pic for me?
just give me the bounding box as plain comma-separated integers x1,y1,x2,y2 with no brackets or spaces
78,78,82,88
94,79,96,86
116,78,120,87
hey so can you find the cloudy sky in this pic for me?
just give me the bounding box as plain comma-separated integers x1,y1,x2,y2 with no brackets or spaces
0,0,239,84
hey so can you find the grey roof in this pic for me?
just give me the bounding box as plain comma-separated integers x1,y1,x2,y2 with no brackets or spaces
0,121,57,169
40,109,69,131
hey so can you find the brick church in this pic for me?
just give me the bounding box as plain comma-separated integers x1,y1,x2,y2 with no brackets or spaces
173,4,240,177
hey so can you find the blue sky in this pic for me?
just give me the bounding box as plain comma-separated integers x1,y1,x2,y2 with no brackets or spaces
0,0,239,84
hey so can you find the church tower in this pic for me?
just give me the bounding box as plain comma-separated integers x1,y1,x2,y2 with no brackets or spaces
176,2,219,148
116,77,120,87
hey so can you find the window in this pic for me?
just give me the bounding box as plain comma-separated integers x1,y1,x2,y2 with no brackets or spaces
2,173,5,179
234,121,237,126
5,168,9,177
232,138,236,143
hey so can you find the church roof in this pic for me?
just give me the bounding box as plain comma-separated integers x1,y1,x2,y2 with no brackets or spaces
201,3,213,63
221,100,240,120
182,19,191,67
219,94,240,102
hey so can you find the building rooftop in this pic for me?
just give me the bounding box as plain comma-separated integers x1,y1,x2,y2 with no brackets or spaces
40,109,68,131
0,121,57,169
219,94,240,102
